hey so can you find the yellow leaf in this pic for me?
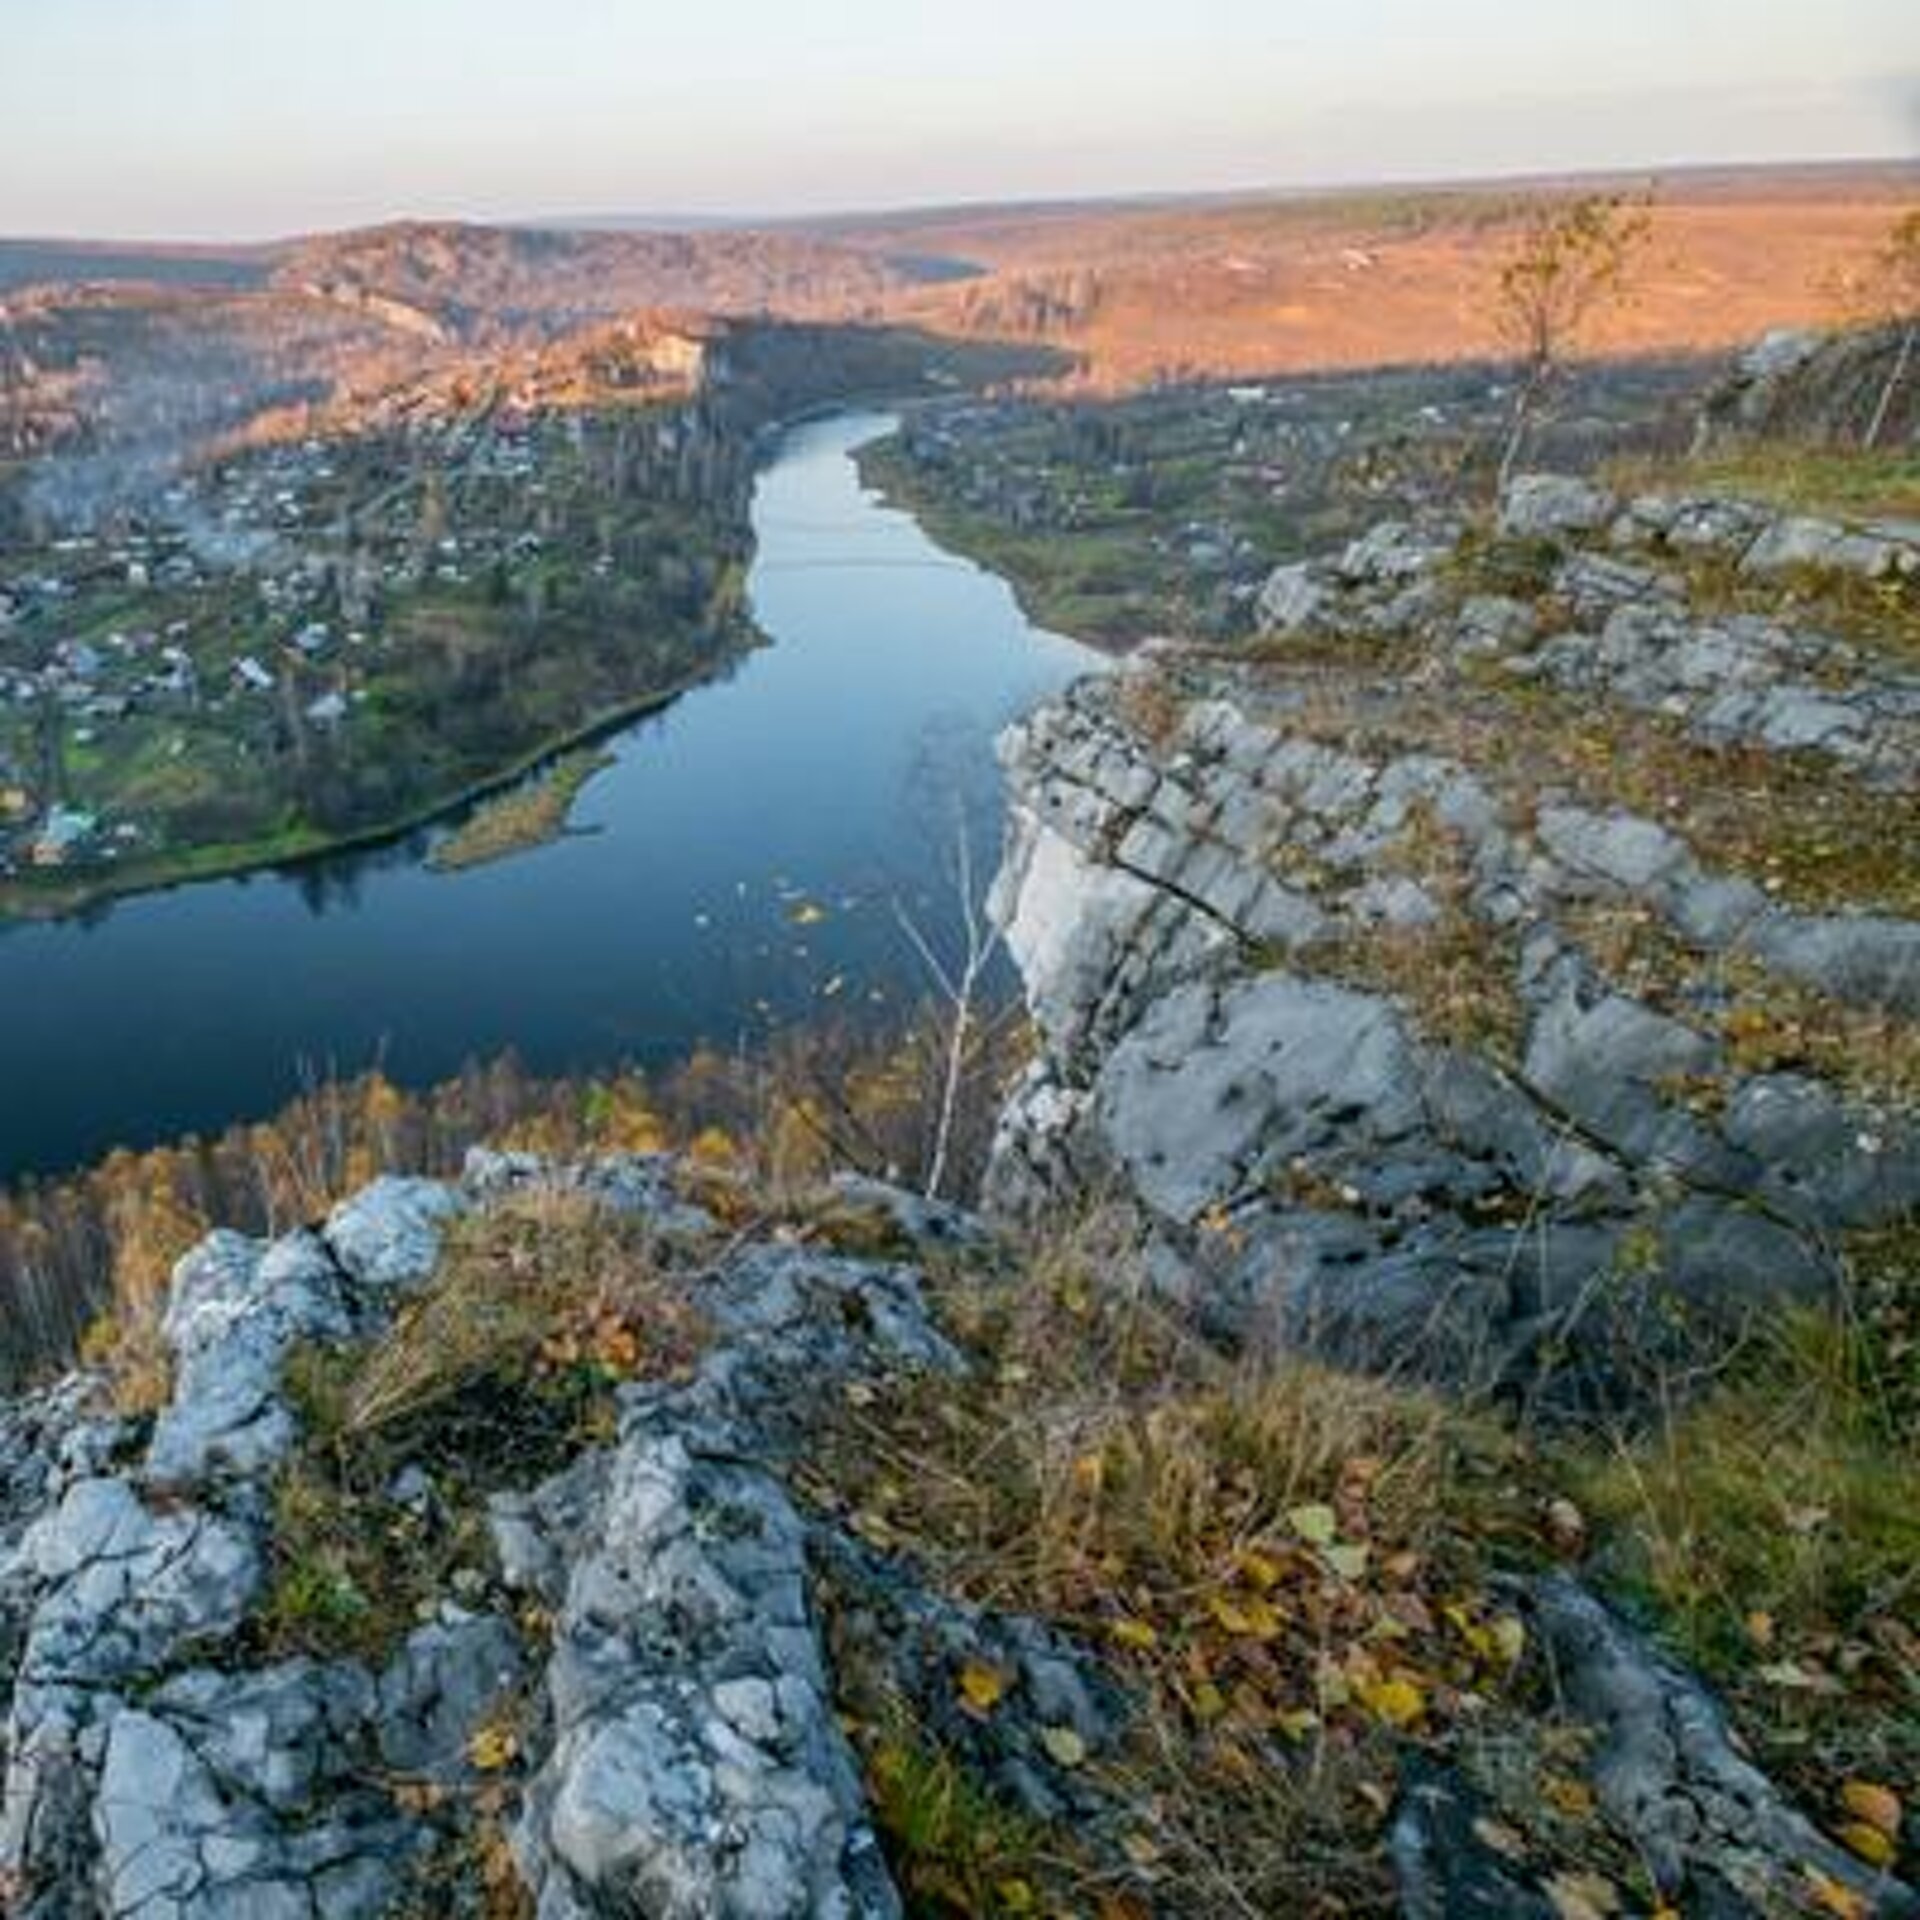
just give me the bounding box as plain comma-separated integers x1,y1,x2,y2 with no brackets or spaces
1191,1680,1227,1721
1286,1503,1338,1546
995,1877,1037,1914
1840,1781,1903,1840
958,1659,1010,1714
1805,1870,1869,1920
1489,1615,1527,1666
1838,1823,1897,1870
1039,1725,1087,1768
1208,1593,1281,1640
1275,1707,1321,1742
467,1724,518,1772
1359,1676,1426,1728
1109,1617,1160,1653
1236,1546,1284,1591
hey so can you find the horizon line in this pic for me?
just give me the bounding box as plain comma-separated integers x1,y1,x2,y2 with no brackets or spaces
1,150,1913,253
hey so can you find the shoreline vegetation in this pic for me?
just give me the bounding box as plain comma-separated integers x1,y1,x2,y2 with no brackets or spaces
426,744,617,874
0,636,755,925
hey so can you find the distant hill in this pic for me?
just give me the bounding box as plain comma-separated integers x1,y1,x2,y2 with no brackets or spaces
270,220,915,342
0,241,270,295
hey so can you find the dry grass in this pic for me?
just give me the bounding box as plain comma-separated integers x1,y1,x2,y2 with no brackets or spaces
1605,443,1920,525
801,1210,1539,1914
250,1190,706,1664
1332,664,1920,921
1567,1292,1920,1805
882,173,1909,392
344,1190,705,1443
1562,899,1920,1112
1294,800,1528,1062
426,747,616,875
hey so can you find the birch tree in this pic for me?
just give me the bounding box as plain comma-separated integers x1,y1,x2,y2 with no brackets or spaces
1493,191,1653,487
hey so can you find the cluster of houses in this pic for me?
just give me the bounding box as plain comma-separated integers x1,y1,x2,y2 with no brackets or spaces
0,394,633,876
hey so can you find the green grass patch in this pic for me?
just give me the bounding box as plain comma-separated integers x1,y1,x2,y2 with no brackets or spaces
1567,1294,1920,1800
1607,444,1920,525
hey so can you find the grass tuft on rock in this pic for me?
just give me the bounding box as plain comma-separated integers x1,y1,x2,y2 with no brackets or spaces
251,1191,707,1664
801,1210,1541,1914
1567,1278,1920,1802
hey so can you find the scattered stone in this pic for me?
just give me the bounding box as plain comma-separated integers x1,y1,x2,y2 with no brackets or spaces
1498,473,1616,542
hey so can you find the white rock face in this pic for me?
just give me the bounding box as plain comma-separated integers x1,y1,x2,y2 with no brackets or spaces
984,665,1920,1390
993,805,1178,1052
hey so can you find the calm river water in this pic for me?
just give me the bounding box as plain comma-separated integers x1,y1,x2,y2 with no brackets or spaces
0,412,1095,1179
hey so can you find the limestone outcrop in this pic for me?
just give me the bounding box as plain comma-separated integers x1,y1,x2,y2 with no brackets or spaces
989,473,1920,1402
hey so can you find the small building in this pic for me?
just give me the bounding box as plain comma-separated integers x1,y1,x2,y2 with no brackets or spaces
28,807,97,867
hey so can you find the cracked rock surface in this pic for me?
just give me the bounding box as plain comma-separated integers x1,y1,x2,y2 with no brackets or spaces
989,474,1919,1400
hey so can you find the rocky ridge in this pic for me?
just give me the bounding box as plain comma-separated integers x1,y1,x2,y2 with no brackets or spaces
989,473,1920,1403
0,466,1915,1915
1,1133,1910,1914
0,1157,1142,1919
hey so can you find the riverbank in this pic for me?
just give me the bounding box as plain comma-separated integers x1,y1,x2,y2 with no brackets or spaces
0,410,1094,1184
0,637,756,925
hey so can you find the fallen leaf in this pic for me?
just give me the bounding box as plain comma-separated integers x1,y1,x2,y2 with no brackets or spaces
1544,1870,1620,1920
1209,1592,1282,1639
1236,1546,1284,1591
1756,1660,1841,1694
1359,1676,1425,1728
467,1724,518,1772
1489,1615,1528,1667
1805,1869,1869,1920
1841,1781,1903,1840
1324,1543,1371,1582
1472,1816,1528,1862
1839,1823,1897,1870
958,1659,1009,1714
1040,1725,1088,1768
1109,1617,1160,1654
1287,1503,1339,1546
1543,1497,1588,1555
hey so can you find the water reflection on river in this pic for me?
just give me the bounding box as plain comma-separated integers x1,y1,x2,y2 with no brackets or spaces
0,412,1096,1179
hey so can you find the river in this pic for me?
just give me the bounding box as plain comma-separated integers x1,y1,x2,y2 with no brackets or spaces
0,412,1096,1181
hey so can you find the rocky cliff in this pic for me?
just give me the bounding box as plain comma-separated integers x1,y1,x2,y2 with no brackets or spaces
0,466,1915,1918
988,472,1919,1407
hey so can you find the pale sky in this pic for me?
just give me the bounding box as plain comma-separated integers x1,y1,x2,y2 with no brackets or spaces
1,0,1915,239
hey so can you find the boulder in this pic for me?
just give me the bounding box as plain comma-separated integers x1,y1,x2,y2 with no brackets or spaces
322,1176,463,1295
1256,560,1331,633
1497,474,1616,542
